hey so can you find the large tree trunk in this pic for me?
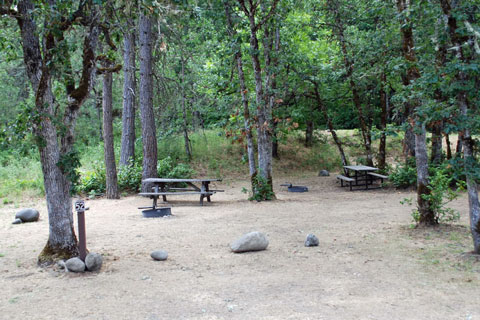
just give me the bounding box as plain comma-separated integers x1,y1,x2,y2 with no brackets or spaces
305,119,314,148
14,0,99,263
440,0,480,253
415,125,435,225
120,27,137,167
396,0,435,225
102,63,119,199
139,13,158,191
378,72,388,171
327,0,373,166
224,1,257,183
238,0,279,199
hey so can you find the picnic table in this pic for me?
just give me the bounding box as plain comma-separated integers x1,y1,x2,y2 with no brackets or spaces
139,178,223,207
336,165,388,191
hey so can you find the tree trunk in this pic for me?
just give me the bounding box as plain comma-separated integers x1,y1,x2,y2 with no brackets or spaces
396,0,435,225
224,1,257,182
181,56,192,161
139,13,158,191
313,84,349,171
272,121,279,159
327,0,373,166
102,62,120,199
305,120,314,148
430,123,443,164
120,27,136,167
415,124,435,225
440,0,480,253
445,133,452,160
14,0,99,263
378,72,388,171
238,0,279,198
96,89,104,142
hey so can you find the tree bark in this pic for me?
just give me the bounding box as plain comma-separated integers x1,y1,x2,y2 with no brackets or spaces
139,13,158,191
440,0,480,253
445,133,452,160
396,0,435,225
224,1,257,182
430,122,443,164
13,0,99,263
102,61,119,199
305,120,314,147
181,55,192,161
378,72,388,171
238,0,279,198
120,26,137,167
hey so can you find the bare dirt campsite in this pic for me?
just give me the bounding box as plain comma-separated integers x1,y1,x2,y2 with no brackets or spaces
1,175,479,319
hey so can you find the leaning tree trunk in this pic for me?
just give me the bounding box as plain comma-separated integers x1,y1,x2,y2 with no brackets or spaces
440,0,480,253
139,13,158,191
313,84,349,171
180,56,192,161
224,1,257,184
120,26,137,167
102,62,119,199
397,0,435,225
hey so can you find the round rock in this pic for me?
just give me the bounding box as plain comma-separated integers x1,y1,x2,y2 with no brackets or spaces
65,257,86,273
151,250,168,261
318,170,330,177
15,208,39,223
305,234,319,247
231,231,269,253
12,218,23,225
85,252,103,271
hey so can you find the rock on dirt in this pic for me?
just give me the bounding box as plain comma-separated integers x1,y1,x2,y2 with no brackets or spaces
65,257,86,273
231,231,269,253
15,208,39,222
318,170,330,177
151,250,168,261
85,253,103,271
305,234,319,247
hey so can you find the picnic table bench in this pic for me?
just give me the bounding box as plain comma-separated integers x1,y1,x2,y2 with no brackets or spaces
139,178,223,207
337,165,388,191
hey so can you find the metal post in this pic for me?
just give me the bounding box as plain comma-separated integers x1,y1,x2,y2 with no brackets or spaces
75,200,89,261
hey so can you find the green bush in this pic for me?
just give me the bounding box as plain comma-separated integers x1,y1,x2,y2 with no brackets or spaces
76,162,106,195
389,158,417,188
118,160,142,192
157,156,195,178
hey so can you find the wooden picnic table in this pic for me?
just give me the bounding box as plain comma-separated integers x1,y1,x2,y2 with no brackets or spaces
139,178,223,207
337,165,387,190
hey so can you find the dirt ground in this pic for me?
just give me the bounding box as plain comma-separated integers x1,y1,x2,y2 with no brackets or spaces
1,174,479,320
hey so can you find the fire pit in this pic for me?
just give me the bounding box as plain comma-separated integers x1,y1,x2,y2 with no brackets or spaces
142,207,172,218
280,183,308,193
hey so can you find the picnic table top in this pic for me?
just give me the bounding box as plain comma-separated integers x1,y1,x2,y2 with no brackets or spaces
344,165,379,171
143,178,222,183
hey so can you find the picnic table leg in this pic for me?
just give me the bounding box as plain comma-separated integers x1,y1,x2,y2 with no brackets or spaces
200,194,204,206
160,184,167,202
205,182,211,202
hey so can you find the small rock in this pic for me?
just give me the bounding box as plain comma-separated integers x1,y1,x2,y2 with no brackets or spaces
65,257,85,273
151,250,168,261
305,234,319,247
85,253,103,271
12,218,23,225
56,260,66,270
231,231,269,253
15,208,39,223
318,170,330,177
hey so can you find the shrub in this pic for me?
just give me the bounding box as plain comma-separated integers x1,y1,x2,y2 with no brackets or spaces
76,162,106,195
389,158,417,188
118,160,142,192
